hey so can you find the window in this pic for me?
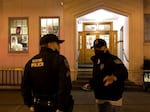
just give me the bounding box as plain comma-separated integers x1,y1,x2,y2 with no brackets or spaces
9,17,28,52
40,17,59,37
98,24,111,30
83,22,112,32
144,14,150,42
84,25,97,31
86,35,96,49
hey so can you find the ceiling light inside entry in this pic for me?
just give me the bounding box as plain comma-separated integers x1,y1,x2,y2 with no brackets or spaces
78,9,122,22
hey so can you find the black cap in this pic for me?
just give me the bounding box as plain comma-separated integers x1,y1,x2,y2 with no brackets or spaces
40,34,64,45
91,39,107,48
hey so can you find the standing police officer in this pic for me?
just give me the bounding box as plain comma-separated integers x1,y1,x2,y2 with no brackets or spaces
82,39,128,112
21,34,74,112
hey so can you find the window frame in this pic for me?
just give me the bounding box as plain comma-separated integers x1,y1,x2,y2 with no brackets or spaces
39,16,60,38
8,17,29,53
144,14,150,42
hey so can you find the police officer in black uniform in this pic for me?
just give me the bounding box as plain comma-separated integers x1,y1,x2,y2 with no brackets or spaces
82,39,128,112
21,34,74,112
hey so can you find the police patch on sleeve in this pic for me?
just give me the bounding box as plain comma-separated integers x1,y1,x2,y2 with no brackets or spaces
64,58,69,68
64,59,70,77
113,59,122,64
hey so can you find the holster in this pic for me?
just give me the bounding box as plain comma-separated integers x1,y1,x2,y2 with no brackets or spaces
34,98,54,107
64,97,74,112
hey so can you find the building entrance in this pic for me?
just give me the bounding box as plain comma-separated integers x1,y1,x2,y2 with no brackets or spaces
78,31,117,64
78,22,117,64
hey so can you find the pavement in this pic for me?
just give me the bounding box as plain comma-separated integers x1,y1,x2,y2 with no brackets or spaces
0,89,150,112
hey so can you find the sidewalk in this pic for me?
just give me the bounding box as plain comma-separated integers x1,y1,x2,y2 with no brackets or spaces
0,90,150,112
0,90,96,112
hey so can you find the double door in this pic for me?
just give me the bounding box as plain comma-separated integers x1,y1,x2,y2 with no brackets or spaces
78,31,117,64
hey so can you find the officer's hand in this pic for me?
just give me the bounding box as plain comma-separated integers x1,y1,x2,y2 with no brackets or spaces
29,106,34,112
56,109,63,112
103,74,117,86
81,83,91,91
83,83,90,88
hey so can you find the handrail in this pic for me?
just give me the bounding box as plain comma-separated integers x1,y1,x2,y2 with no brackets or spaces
0,67,24,70
122,48,129,62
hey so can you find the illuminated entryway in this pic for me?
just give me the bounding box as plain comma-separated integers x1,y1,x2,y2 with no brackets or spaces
76,9,128,66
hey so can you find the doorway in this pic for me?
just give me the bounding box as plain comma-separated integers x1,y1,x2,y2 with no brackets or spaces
78,31,117,64
77,21,117,65
76,9,127,68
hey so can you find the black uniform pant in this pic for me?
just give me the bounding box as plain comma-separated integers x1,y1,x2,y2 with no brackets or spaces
33,100,74,112
33,98,56,112
33,96,74,112
34,104,74,112
96,102,121,112
34,105,56,112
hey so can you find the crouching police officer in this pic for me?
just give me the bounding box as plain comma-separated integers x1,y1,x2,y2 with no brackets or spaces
21,34,74,112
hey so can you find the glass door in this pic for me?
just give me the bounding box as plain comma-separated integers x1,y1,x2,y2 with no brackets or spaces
78,31,117,64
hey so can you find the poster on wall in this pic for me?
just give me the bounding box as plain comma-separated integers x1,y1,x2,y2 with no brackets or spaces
9,17,28,52
40,17,59,37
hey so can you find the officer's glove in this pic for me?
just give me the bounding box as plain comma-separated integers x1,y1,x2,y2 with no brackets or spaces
103,74,117,86
81,83,91,91
56,109,63,112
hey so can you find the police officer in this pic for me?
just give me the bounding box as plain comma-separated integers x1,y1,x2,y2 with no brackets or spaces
82,39,128,112
21,34,74,112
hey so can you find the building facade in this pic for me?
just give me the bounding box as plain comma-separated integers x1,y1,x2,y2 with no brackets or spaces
0,0,150,85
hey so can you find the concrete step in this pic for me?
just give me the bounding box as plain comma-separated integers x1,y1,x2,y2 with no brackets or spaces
72,78,144,91
78,64,93,68
72,82,144,91
73,68,144,91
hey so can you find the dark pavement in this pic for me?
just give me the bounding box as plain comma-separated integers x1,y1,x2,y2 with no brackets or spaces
0,90,150,112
